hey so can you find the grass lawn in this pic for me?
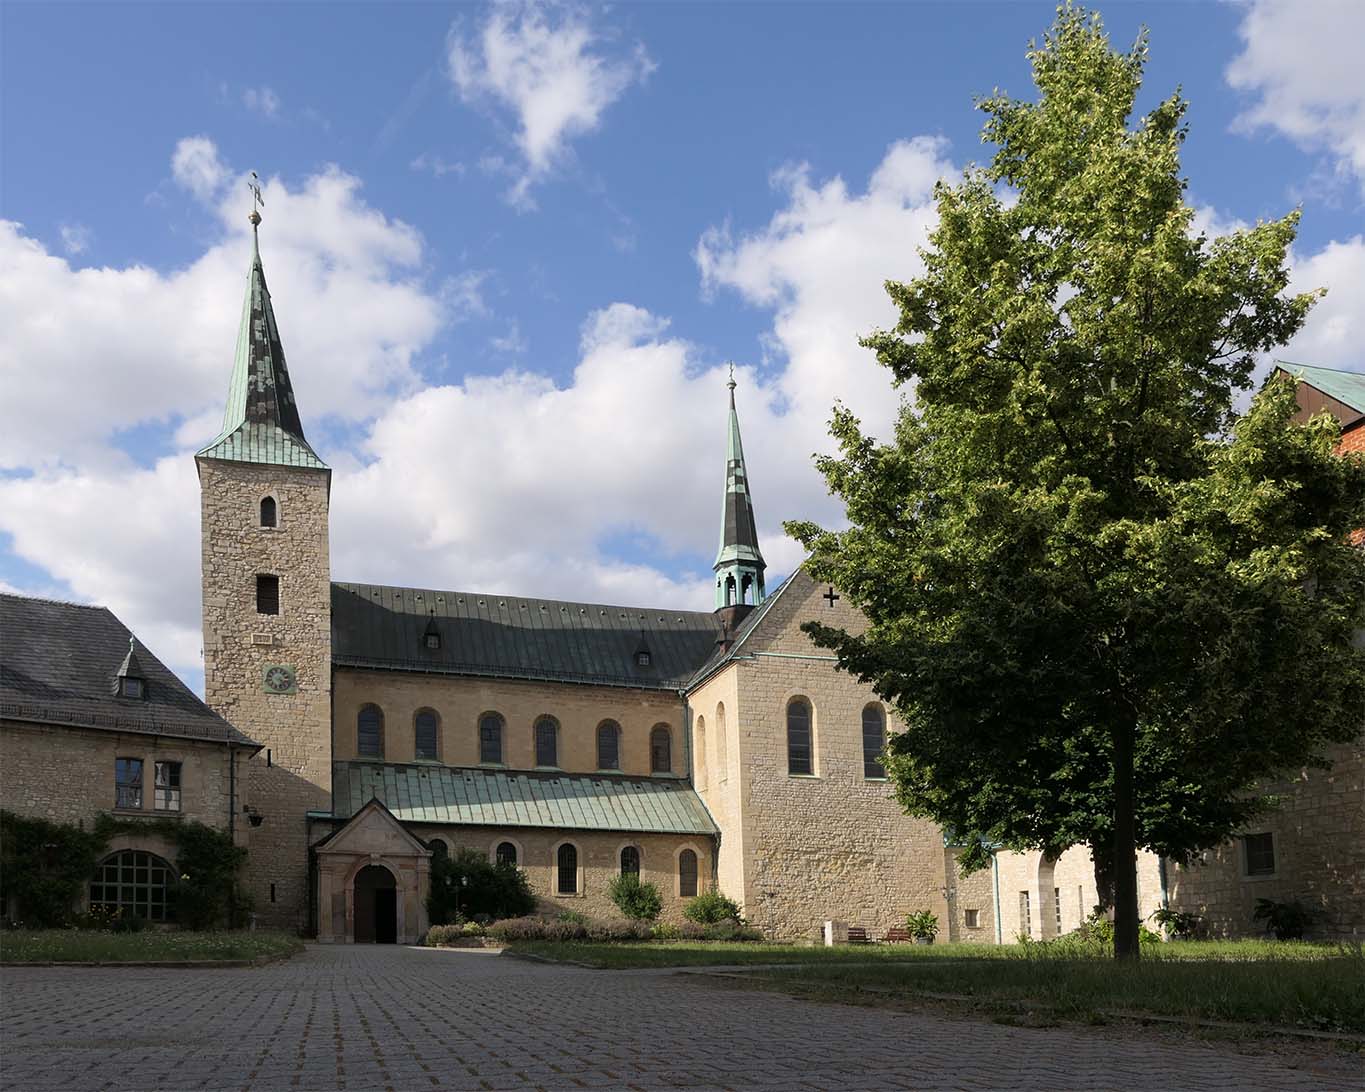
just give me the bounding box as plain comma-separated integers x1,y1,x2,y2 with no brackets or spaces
506,939,1365,1034
0,929,304,964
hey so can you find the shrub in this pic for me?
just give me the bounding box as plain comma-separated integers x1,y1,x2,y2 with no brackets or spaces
427,848,537,926
607,874,664,921
682,890,742,925
585,919,654,942
425,924,464,946
1150,906,1203,939
1253,898,1318,941
462,921,485,937
556,909,588,925
905,909,939,940
651,921,681,940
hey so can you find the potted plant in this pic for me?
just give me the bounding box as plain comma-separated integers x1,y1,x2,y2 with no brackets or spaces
906,909,939,945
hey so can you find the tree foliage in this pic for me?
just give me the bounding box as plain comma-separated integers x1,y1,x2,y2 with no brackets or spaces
787,4,1365,958
427,848,536,924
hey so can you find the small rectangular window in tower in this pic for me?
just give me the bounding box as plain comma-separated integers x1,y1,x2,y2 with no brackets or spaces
256,574,280,615
964,908,980,929
1243,832,1275,876
1054,886,1062,934
270,883,277,904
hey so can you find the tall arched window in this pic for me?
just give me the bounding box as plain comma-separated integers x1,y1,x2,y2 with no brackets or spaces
495,841,518,867
556,842,578,895
620,845,640,877
597,721,621,770
479,713,504,765
90,850,176,922
650,725,671,774
358,704,384,758
715,703,729,783
862,704,887,779
678,849,698,898
259,495,277,528
786,698,812,775
535,717,558,767
414,709,439,761
694,715,707,790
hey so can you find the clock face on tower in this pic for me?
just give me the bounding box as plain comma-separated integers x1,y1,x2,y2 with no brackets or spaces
262,664,297,695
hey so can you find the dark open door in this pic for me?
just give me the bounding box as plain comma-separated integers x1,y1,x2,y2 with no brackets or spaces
375,888,397,944
353,864,396,944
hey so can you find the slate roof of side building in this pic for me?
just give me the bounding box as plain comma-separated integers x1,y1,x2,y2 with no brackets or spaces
0,593,256,746
331,582,729,690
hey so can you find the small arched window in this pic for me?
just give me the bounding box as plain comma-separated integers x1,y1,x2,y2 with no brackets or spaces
414,709,439,761
90,850,176,922
427,838,448,861
259,496,277,528
479,713,504,765
357,704,384,758
787,698,812,775
620,845,640,877
597,721,621,770
694,715,707,791
862,704,887,779
556,843,578,895
678,848,698,898
650,725,671,774
495,841,518,867
535,717,558,767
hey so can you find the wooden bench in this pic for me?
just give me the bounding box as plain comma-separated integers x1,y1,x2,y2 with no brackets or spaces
883,926,911,943
846,926,871,944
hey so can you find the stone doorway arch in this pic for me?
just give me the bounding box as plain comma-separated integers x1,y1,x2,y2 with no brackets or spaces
353,863,398,944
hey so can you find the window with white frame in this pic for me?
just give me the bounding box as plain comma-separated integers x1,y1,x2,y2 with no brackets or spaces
153,761,181,812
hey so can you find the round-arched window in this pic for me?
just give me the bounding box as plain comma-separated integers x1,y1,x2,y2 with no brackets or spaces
426,838,449,861
620,845,640,876
259,496,277,528
414,709,439,761
358,704,384,758
556,843,578,894
650,725,671,774
90,850,176,923
597,721,621,770
495,841,518,867
678,849,698,898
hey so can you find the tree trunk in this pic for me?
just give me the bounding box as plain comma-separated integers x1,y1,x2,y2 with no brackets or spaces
1111,709,1140,960
1090,847,1115,917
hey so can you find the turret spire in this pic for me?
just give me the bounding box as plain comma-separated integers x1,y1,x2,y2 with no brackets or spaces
714,367,765,610
196,199,326,469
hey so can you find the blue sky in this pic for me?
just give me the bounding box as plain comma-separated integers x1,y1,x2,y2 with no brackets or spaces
2,0,1363,690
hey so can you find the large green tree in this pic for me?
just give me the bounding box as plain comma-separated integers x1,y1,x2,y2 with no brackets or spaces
787,5,1365,959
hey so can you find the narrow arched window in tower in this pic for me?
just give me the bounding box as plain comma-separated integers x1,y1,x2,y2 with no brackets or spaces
556,843,578,895
479,713,504,764
414,709,439,761
357,704,383,758
597,721,621,770
786,698,812,775
678,849,698,898
535,717,558,768
862,704,887,779
620,845,640,877
259,496,277,528
650,725,671,774
256,574,280,615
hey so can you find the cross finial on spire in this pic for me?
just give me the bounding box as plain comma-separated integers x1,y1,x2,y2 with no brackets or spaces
727,362,736,392
247,171,264,229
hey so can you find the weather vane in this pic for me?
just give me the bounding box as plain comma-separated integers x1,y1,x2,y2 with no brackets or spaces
727,362,736,390
248,171,265,225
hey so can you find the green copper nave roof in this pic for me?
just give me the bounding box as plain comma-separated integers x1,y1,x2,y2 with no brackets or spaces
198,217,326,469
714,376,765,570
1275,360,1365,416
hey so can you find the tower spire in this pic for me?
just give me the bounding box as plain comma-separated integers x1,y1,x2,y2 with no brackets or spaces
197,196,325,469
714,366,765,610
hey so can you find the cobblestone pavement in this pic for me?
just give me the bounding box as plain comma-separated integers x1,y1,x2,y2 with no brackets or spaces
1,945,1358,1091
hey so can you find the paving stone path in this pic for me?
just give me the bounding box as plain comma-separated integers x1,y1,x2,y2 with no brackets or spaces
1,945,1357,1091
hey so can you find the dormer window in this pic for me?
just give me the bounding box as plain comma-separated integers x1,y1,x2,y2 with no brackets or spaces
114,636,147,700
635,651,651,667
422,616,442,651
120,677,144,699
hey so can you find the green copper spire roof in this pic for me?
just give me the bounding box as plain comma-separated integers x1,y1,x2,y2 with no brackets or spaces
714,370,765,609
197,212,326,469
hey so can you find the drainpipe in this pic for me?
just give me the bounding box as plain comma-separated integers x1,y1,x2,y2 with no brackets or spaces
992,850,1002,945
228,743,237,842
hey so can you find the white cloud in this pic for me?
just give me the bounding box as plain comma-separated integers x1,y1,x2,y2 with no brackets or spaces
410,152,466,178
1227,0,1365,194
170,136,229,201
1283,235,1365,370
447,0,654,208
0,138,449,471
242,86,282,118
58,222,91,256
490,321,527,354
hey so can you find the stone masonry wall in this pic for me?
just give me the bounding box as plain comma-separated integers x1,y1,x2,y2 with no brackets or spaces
332,670,685,778
402,825,713,925
198,458,333,933
685,667,746,905
719,571,951,942
995,846,1166,941
1,719,236,834
1166,739,1364,939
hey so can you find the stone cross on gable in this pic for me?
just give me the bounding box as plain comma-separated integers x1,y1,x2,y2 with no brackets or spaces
823,586,840,607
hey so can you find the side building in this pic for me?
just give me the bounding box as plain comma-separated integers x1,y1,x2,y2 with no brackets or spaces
0,594,258,924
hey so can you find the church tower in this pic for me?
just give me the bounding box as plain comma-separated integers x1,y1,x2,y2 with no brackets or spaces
196,207,332,932
714,371,766,611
